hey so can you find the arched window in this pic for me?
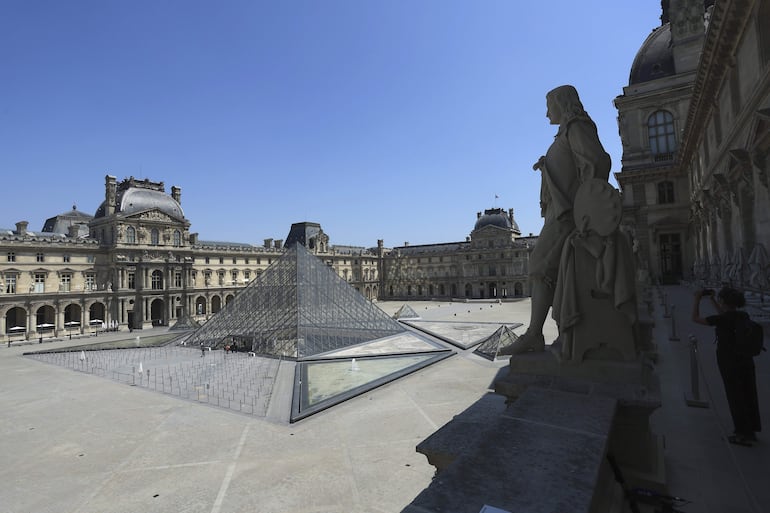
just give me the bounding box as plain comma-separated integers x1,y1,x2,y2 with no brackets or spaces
173,230,181,247
151,270,163,290
126,227,136,244
150,228,159,246
648,110,676,160
657,181,675,204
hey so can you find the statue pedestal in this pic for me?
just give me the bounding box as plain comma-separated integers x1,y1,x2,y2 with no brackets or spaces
495,350,666,494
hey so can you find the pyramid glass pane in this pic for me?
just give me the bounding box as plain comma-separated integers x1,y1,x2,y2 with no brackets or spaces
474,326,520,360
292,351,452,421
402,320,523,349
184,244,406,359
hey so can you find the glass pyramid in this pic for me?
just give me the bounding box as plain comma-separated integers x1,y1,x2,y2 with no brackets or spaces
393,303,421,320
184,243,407,359
474,325,520,360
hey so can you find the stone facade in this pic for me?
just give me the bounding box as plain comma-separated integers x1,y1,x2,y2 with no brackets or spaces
380,208,534,301
0,176,380,344
614,0,708,284
615,0,770,288
682,0,770,290
1,177,531,344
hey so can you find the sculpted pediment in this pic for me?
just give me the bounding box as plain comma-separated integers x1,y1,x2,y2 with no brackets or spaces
472,224,511,238
126,209,178,223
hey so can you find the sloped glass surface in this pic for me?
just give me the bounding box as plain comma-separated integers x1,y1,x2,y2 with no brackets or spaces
292,351,452,422
402,320,523,349
474,325,520,360
184,244,405,358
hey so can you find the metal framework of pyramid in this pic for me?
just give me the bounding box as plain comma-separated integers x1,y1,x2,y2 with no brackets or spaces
473,325,520,360
393,304,420,320
184,244,407,359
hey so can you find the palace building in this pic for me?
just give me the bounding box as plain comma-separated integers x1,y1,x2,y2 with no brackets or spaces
0,175,533,344
615,0,770,287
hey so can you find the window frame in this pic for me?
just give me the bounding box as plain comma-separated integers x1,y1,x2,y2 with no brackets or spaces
647,110,677,160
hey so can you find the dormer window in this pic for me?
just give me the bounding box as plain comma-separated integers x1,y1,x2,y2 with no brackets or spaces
150,229,160,246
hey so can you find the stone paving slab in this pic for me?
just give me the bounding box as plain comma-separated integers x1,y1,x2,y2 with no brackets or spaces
0,302,513,513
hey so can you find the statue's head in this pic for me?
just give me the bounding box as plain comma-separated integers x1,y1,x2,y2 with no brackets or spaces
546,85,587,125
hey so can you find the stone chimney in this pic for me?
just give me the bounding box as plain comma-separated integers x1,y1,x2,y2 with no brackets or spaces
668,0,706,75
106,175,117,216
477,212,482,219
274,239,283,249
171,186,181,204
15,221,28,236
68,224,81,238
264,238,273,248
189,233,198,244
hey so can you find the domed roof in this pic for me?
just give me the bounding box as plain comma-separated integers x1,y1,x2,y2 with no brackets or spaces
42,205,93,235
629,23,675,85
474,208,515,232
94,186,185,219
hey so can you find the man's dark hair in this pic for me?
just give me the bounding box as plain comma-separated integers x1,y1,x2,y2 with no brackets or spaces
718,287,746,308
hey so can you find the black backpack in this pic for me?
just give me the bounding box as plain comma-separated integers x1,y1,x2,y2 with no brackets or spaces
733,315,766,357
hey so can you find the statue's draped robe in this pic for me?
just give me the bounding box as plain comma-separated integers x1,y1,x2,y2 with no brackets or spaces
530,117,610,283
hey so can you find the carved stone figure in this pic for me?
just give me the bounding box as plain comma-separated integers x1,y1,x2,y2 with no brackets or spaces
508,85,611,355
507,86,637,362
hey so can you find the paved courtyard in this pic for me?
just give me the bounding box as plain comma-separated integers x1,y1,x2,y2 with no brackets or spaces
1,300,527,513
4,291,768,513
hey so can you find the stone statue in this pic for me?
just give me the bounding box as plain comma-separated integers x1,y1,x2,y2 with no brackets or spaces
507,86,638,362
509,85,611,354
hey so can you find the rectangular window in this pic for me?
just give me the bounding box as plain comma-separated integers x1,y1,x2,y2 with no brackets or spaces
128,272,136,290
174,272,182,288
657,181,675,204
232,270,238,284
218,271,225,285
205,257,210,264
61,273,72,292
87,254,95,263
219,257,224,264
5,274,16,294
36,252,44,262
85,274,95,291
232,257,237,264
245,258,250,265
7,252,15,262
34,273,45,293
63,254,70,263
244,270,251,281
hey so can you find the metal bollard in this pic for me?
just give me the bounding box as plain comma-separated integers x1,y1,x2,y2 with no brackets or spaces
684,334,709,408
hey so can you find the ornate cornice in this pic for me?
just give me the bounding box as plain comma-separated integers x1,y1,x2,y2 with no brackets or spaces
678,0,756,168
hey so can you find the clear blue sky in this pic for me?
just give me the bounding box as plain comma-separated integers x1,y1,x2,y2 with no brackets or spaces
1,1,662,248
